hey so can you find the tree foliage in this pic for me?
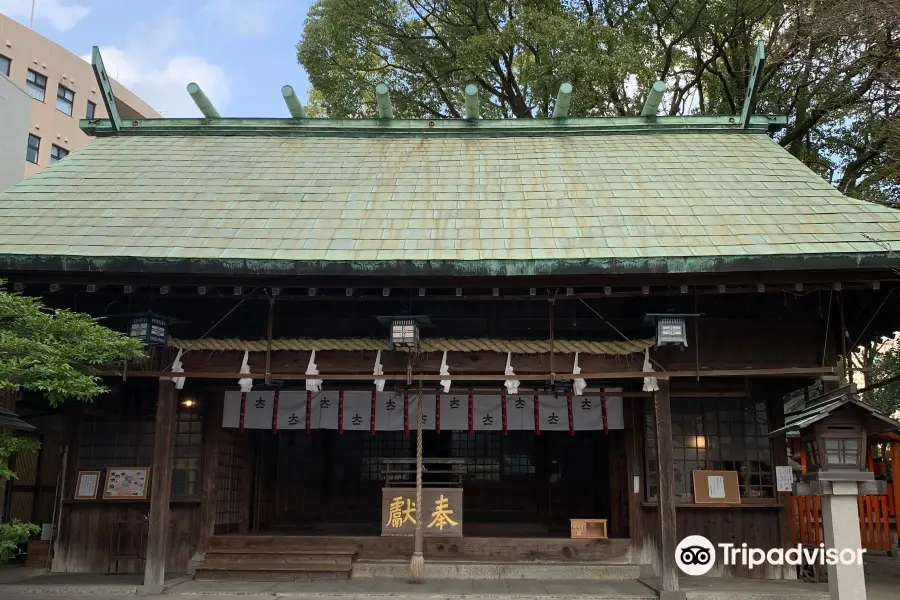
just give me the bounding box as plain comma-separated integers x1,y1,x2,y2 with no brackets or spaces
0,286,144,405
867,343,900,417
298,0,900,205
855,335,900,416
0,285,143,559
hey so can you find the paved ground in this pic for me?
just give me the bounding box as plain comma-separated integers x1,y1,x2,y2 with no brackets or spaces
0,557,897,599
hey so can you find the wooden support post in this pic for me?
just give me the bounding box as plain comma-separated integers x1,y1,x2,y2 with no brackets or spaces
90,46,123,131
893,443,900,543
768,390,795,573
739,40,765,129
195,394,222,560
653,379,682,599
144,380,177,587
624,398,644,547
0,391,17,523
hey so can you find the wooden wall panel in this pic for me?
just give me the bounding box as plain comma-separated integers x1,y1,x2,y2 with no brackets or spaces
52,503,199,574
637,506,789,579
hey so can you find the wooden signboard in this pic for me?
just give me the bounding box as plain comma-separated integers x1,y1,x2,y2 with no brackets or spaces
103,467,150,500
73,471,101,499
381,487,462,537
692,470,741,504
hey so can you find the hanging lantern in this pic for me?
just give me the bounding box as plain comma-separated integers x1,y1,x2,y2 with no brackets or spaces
390,317,419,348
127,311,168,346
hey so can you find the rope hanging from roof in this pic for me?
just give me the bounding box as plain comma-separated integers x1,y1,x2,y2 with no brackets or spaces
168,337,653,356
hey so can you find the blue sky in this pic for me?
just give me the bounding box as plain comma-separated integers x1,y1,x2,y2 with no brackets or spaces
1,0,314,117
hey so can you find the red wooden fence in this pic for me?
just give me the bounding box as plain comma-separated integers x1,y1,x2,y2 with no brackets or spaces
789,495,892,551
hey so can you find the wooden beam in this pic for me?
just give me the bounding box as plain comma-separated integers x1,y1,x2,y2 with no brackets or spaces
739,41,766,128
53,403,82,572
376,83,392,119
767,388,793,566
187,83,221,119
281,85,308,119
101,366,835,381
195,393,222,562
892,443,900,544
465,84,479,120
625,398,644,544
144,380,177,586
264,298,274,384
640,81,666,117
552,82,573,118
90,46,122,131
653,379,680,595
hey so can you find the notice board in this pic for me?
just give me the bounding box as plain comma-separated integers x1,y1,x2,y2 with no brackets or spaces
692,470,741,504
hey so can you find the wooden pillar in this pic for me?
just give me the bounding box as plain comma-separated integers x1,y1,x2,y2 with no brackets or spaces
892,443,900,543
195,393,222,559
624,397,644,546
143,380,177,587
653,379,682,598
0,391,17,523
767,389,796,576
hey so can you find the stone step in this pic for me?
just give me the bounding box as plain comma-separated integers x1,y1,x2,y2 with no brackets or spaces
352,560,641,580
195,563,352,582
203,552,354,567
208,537,357,554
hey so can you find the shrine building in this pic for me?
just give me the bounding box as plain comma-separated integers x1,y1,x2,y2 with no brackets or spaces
0,47,899,593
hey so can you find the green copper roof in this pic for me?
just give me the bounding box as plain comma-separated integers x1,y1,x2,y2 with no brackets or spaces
0,126,897,277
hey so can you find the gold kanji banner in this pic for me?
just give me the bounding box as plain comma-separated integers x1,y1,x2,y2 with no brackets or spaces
381,487,463,537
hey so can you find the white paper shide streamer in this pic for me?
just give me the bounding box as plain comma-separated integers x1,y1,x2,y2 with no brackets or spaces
439,351,451,393
373,349,385,392
238,350,253,393
306,350,323,393
504,352,520,394
169,348,186,390
572,352,586,396
642,348,659,392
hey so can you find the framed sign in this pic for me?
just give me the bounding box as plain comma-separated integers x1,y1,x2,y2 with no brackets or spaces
775,465,794,492
381,488,463,537
73,471,101,499
103,467,150,500
692,470,741,504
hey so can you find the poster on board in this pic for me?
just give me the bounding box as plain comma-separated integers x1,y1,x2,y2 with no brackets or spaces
103,467,150,500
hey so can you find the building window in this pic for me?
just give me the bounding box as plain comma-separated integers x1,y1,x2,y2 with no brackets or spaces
50,145,68,164
643,397,774,501
0,55,10,78
172,403,203,497
26,135,40,164
25,69,47,102
56,84,74,116
86,100,96,120
77,390,203,499
77,420,155,473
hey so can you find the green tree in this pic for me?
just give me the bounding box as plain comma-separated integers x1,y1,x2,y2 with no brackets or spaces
868,343,900,417
297,0,899,205
0,285,144,560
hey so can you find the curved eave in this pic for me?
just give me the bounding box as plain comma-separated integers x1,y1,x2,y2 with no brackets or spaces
0,251,893,279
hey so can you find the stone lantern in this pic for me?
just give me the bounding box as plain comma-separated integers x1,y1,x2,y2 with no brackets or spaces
771,385,900,600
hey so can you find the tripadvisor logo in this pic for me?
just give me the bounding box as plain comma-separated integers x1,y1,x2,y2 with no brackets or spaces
675,535,866,575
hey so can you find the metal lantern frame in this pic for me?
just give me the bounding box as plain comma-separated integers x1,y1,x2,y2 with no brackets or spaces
128,311,169,346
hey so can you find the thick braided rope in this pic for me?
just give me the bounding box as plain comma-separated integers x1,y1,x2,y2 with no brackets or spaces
169,337,652,355
414,381,424,554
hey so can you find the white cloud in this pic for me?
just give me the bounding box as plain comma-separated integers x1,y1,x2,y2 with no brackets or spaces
0,0,89,31
200,0,278,38
81,17,230,118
